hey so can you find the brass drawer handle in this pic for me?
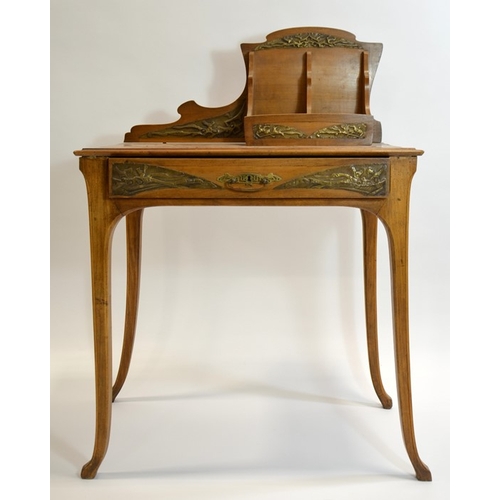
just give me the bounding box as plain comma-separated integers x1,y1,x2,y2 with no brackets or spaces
217,172,282,192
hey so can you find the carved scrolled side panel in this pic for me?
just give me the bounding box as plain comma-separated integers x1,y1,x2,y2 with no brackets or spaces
124,97,247,142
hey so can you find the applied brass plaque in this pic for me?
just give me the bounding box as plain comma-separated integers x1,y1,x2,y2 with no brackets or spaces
275,164,388,196
111,162,221,196
254,32,363,51
253,123,367,140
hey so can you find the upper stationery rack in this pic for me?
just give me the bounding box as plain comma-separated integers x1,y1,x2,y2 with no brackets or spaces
124,27,383,145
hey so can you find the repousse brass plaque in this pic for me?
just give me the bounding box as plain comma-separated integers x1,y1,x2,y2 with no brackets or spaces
111,162,221,195
254,32,363,51
275,164,388,196
253,123,367,140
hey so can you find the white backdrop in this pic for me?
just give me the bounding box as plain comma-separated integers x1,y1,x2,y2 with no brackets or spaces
51,1,450,498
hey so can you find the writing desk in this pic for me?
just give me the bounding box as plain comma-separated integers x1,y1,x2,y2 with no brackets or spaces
75,26,431,481
74,141,431,480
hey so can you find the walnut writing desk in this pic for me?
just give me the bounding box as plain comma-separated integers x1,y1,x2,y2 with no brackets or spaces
74,28,431,481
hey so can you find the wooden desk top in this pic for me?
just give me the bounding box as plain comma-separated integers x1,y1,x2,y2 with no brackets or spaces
74,142,423,158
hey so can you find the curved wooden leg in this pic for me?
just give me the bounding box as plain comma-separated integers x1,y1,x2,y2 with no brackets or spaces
361,209,392,409
80,158,123,479
377,158,432,481
80,216,119,479
112,209,144,401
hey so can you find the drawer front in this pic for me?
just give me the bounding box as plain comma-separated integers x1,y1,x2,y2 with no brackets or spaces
109,158,389,199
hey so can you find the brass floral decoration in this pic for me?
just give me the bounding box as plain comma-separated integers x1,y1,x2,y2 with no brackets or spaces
140,101,245,139
254,32,363,51
253,123,367,140
111,162,221,196
275,164,388,196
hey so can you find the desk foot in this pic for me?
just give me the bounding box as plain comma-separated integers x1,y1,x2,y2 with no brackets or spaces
378,393,393,410
81,459,102,479
415,464,432,481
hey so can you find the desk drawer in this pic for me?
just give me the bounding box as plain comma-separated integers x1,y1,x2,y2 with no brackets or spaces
109,158,389,199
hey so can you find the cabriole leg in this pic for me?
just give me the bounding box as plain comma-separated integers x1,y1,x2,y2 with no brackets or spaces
112,209,144,401
377,157,432,481
80,158,123,479
361,209,392,409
